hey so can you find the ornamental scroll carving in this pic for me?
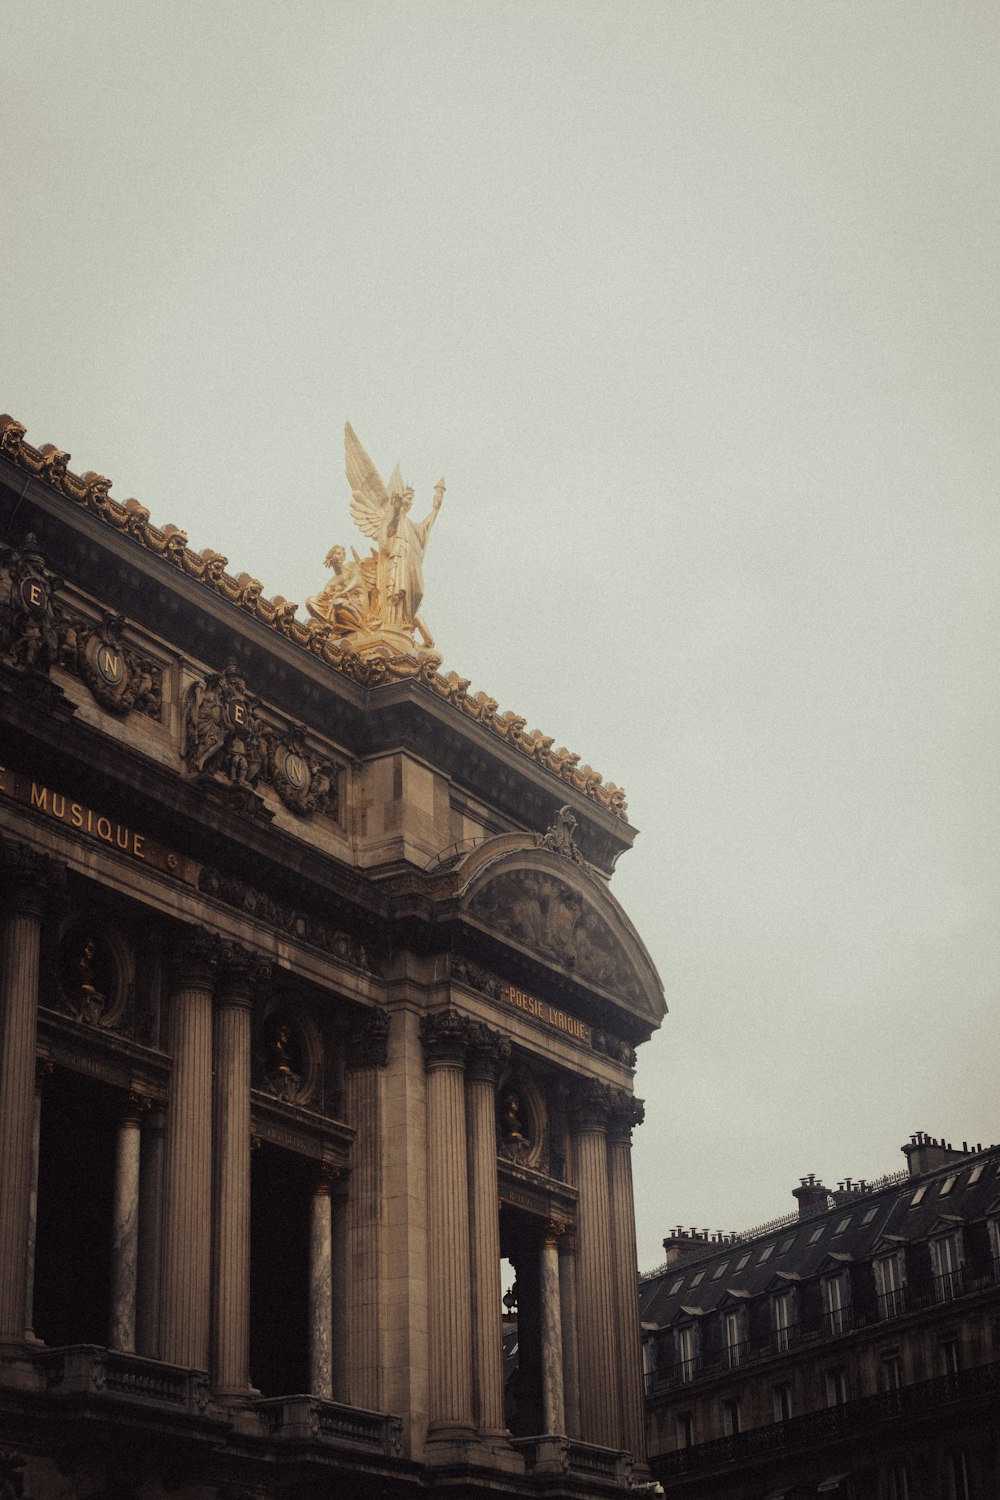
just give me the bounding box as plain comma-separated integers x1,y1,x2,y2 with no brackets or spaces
66,610,162,719
0,534,61,677
468,872,629,991
2,414,629,820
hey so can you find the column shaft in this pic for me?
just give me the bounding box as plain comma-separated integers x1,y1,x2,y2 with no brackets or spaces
25,1071,45,1339
558,1234,581,1438
540,1228,566,1435
309,1173,333,1400
0,903,44,1340
109,1104,143,1351
608,1114,646,1464
331,1188,349,1402
159,940,214,1369
136,1106,166,1358
571,1087,620,1448
465,1026,509,1438
345,1063,384,1409
212,978,252,1391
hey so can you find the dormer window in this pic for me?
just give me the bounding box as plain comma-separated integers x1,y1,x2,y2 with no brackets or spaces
929,1230,965,1302
723,1307,746,1368
771,1288,796,1353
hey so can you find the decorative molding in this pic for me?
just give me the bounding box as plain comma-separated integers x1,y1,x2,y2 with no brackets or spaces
468,870,629,990
420,1008,473,1068
0,836,66,918
1,414,628,820
465,1019,510,1085
69,609,163,719
569,1077,617,1134
197,864,372,971
608,1091,645,1144
533,805,586,865
168,926,219,991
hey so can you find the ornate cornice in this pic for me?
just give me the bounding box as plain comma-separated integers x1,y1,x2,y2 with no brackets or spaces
345,1010,390,1070
197,865,373,973
420,1009,473,1069
1,414,628,821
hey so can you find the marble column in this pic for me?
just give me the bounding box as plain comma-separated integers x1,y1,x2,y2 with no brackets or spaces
109,1093,147,1351
608,1093,647,1465
421,1010,475,1441
465,1022,510,1440
212,943,261,1393
159,929,216,1371
331,1185,349,1403
309,1165,334,1400
558,1229,581,1438
0,844,60,1342
136,1103,166,1358
345,1010,389,1410
540,1221,566,1435
25,1060,52,1340
569,1078,620,1449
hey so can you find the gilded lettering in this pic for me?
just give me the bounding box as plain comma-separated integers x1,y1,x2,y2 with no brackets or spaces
86,809,93,832
0,765,6,790
96,816,113,842
51,794,66,819
28,581,43,607
115,825,129,850
70,802,83,827
30,783,47,811
133,834,145,859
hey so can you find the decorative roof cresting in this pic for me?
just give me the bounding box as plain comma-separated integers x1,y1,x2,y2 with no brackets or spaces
0,414,627,819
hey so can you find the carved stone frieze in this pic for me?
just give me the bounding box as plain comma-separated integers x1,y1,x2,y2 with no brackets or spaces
196,866,372,972
590,1028,637,1070
469,871,628,990
1,414,630,820
345,1010,390,1070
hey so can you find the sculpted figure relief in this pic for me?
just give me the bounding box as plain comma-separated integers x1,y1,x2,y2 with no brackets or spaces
309,422,445,654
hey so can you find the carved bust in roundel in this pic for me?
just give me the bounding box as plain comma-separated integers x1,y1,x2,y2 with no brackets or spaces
57,921,133,1031
496,1071,547,1173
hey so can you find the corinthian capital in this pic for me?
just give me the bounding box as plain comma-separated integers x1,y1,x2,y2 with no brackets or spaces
608,1091,645,1144
465,1020,511,1085
569,1077,617,1134
420,1008,474,1069
169,925,219,991
0,837,65,919
345,1009,390,1070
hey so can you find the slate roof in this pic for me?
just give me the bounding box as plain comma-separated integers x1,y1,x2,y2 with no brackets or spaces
638,1144,1000,1331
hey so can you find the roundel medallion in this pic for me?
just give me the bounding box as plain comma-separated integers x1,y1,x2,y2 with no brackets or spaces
95,644,125,685
19,577,47,612
284,752,309,791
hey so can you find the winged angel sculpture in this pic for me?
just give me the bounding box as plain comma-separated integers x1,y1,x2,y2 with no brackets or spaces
306,423,445,653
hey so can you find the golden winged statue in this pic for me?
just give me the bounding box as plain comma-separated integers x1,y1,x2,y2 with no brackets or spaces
307,423,445,653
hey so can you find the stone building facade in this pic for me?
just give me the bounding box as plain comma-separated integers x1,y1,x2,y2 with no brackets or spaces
0,416,665,1499
641,1133,1000,1498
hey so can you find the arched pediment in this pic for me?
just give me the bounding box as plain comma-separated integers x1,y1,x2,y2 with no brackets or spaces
454,838,666,1032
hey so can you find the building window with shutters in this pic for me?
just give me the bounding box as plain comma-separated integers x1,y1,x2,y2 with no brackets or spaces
722,1396,741,1436
930,1230,965,1301
723,1307,745,1369
676,1411,693,1449
771,1289,795,1353
773,1382,793,1422
824,1366,847,1407
821,1271,850,1335
674,1322,699,1384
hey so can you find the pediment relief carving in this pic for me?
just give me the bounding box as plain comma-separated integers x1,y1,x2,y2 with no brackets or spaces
467,868,628,993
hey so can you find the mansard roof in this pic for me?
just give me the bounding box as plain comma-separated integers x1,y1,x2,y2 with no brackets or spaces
639,1142,1000,1330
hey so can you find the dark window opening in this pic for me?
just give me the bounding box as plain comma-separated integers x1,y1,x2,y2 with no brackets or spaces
249,1141,313,1396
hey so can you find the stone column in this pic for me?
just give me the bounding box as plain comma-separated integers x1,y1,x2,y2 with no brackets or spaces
212,942,262,1392
569,1079,620,1449
345,1010,389,1410
331,1184,349,1402
421,1010,475,1442
109,1093,148,1352
465,1022,510,1440
540,1221,566,1435
608,1093,647,1465
159,929,216,1371
309,1164,334,1400
558,1229,581,1438
0,844,61,1342
25,1060,52,1340
136,1102,166,1358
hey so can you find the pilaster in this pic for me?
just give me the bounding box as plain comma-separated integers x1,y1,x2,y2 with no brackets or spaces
309,1164,335,1400
608,1092,647,1466
540,1221,566,1435
345,1009,389,1410
558,1228,581,1438
465,1020,510,1441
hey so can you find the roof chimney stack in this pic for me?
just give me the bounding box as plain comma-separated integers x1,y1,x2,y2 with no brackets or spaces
901,1131,971,1179
792,1174,830,1219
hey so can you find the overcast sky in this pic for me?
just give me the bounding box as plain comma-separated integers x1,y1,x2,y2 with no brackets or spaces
4,1,998,1268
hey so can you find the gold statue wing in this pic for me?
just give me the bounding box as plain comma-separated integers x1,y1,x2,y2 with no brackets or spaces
345,422,390,540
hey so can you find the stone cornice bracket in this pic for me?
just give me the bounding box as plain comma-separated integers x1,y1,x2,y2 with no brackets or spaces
569,1077,617,1135
168,926,219,992
465,1019,511,1085
420,1008,473,1070
345,1010,390,1070
0,837,66,919
608,1091,645,1145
